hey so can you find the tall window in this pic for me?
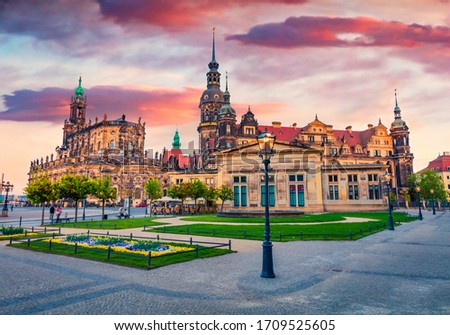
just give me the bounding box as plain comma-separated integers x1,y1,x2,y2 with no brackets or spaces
109,140,115,149
348,174,359,200
233,176,247,207
328,174,339,200
368,174,380,200
288,174,305,207
260,175,275,206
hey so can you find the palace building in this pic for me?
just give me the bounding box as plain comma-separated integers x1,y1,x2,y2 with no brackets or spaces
29,31,414,212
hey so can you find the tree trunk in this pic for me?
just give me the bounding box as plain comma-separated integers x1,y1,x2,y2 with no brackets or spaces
102,199,105,220
41,204,45,226
74,200,78,222
221,200,224,212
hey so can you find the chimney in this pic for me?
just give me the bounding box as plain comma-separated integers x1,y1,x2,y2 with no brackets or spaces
272,121,281,128
345,125,352,134
367,124,373,129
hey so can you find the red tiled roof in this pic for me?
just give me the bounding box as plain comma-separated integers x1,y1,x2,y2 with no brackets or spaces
425,154,450,172
258,125,301,142
332,128,375,147
163,148,190,168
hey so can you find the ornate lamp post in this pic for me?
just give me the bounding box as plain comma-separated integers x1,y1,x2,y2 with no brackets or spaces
1,181,14,217
430,189,436,215
382,172,394,230
416,186,423,220
256,130,276,278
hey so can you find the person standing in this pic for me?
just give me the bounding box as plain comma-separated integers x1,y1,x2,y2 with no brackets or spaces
49,204,55,224
55,205,62,223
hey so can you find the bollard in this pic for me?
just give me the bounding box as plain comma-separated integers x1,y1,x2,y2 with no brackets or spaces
27,238,30,247
107,231,109,235
59,227,61,234
44,227,47,233
107,245,111,259
190,237,193,245
195,245,199,258
32,226,34,233
229,240,232,251
74,243,78,254
9,236,12,245
147,252,151,266
157,235,160,242
52,233,55,239
130,233,133,240
87,230,90,236
19,216,22,227
49,239,52,250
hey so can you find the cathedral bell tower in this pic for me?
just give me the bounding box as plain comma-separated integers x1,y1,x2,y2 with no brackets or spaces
390,90,414,193
69,76,87,126
197,28,224,163
217,72,237,150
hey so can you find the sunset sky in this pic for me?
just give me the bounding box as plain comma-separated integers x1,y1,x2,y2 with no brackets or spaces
1,0,450,193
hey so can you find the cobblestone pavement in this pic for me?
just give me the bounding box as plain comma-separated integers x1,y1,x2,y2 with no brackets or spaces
0,211,449,315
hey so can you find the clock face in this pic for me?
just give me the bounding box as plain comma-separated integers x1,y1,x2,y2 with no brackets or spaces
203,94,209,100
214,94,219,99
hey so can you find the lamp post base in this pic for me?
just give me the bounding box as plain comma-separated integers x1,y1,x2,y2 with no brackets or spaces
260,242,275,278
2,209,8,217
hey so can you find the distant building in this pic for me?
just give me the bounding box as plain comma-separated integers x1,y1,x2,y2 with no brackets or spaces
421,152,450,196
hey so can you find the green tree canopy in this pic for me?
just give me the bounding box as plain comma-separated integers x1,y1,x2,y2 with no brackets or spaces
187,180,208,212
216,184,234,212
24,173,58,225
144,177,163,216
408,170,447,201
57,174,93,222
92,176,117,220
168,182,191,214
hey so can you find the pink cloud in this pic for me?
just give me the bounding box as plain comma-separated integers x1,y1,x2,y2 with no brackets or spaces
226,16,450,48
98,0,307,30
0,86,202,126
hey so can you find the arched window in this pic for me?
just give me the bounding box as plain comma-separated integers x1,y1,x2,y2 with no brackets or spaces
134,188,142,200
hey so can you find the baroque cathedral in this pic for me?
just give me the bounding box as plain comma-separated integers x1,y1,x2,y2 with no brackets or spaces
29,31,414,212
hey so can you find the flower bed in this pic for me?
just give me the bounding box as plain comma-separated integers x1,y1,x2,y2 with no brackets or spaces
46,234,194,256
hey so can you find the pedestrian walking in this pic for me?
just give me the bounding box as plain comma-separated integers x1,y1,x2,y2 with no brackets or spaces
49,204,55,224
55,205,62,223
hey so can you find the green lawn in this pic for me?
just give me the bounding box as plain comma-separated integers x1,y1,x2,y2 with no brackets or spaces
46,216,168,230
152,212,417,241
181,212,347,223
9,238,233,269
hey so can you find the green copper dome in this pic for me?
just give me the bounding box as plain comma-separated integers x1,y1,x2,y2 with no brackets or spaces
172,130,181,149
75,76,84,96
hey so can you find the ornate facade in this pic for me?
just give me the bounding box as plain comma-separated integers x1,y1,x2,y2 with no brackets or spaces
29,77,158,206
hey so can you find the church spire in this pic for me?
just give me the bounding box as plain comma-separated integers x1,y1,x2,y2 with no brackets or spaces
208,27,219,71
172,130,181,149
75,76,84,97
394,89,402,119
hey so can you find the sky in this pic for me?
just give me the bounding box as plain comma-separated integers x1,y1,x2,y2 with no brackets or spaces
1,0,450,194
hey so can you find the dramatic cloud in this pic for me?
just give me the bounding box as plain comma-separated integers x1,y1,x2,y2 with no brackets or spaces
97,0,306,30
226,16,450,48
0,86,202,126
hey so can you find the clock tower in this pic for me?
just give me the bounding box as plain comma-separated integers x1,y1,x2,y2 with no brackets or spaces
197,28,224,165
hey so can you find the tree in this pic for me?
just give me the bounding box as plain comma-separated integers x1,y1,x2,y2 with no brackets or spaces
24,174,58,225
408,170,447,202
92,176,117,220
144,177,163,216
57,174,93,222
168,183,191,215
204,186,218,212
187,180,208,213
216,184,234,212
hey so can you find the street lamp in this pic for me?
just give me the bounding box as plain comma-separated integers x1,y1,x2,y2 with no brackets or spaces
416,186,423,220
256,130,276,278
1,181,14,217
382,172,394,230
430,189,436,215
